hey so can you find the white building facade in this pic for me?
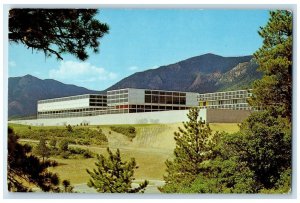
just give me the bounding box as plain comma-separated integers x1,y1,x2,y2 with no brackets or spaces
106,88,198,114
37,94,107,119
36,88,252,120
197,89,253,110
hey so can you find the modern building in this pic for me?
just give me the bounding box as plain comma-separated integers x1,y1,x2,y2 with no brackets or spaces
37,94,107,119
37,88,252,120
106,88,198,114
37,88,199,118
197,89,253,110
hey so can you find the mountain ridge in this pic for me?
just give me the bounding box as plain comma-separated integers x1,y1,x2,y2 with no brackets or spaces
106,53,256,93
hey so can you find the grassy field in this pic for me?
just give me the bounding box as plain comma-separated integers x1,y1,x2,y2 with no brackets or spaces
9,122,240,192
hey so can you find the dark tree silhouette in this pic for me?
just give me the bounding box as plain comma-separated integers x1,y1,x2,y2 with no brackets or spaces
9,9,109,60
7,127,60,192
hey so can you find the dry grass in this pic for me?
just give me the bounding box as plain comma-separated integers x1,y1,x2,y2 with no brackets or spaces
15,122,240,187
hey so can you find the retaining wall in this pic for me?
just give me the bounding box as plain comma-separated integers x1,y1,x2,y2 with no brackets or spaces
206,108,251,123
9,110,207,126
9,109,252,126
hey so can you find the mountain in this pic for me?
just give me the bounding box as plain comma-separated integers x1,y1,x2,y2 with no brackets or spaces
8,75,101,118
107,53,261,93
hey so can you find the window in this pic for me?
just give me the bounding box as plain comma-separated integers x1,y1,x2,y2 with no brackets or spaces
166,96,172,104
173,97,180,104
166,106,172,110
159,96,166,104
145,95,151,103
179,97,186,105
152,95,159,103
129,109,136,113
159,106,165,110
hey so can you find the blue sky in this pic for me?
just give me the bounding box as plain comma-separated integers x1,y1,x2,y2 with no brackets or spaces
8,9,270,91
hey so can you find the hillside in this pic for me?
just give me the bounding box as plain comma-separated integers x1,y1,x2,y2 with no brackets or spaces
107,53,261,93
8,75,101,118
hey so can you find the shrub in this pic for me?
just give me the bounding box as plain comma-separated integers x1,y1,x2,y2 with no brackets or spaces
83,151,93,158
59,139,69,151
10,125,108,148
66,124,73,132
49,139,57,148
68,147,94,158
110,126,136,140
77,139,91,146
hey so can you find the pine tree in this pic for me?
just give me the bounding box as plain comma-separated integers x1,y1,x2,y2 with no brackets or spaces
62,180,74,193
231,111,291,191
159,108,215,193
7,127,60,192
243,10,293,192
9,9,109,61
250,10,292,120
35,137,50,162
86,148,149,193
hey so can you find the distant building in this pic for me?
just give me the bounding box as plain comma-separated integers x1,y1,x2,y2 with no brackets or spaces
37,88,252,119
37,94,107,119
106,88,198,114
197,89,253,110
37,88,198,119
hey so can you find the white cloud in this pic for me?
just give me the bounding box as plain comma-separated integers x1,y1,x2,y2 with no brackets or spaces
49,61,118,84
128,66,139,71
149,65,159,69
128,65,159,72
9,61,16,67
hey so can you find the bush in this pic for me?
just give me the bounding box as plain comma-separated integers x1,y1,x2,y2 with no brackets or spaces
83,151,93,158
66,124,73,132
49,139,57,148
77,139,91,146
10,125,108,147
110,126,136,140
68,147,85,154
68,147,94,158
59,139,69,151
